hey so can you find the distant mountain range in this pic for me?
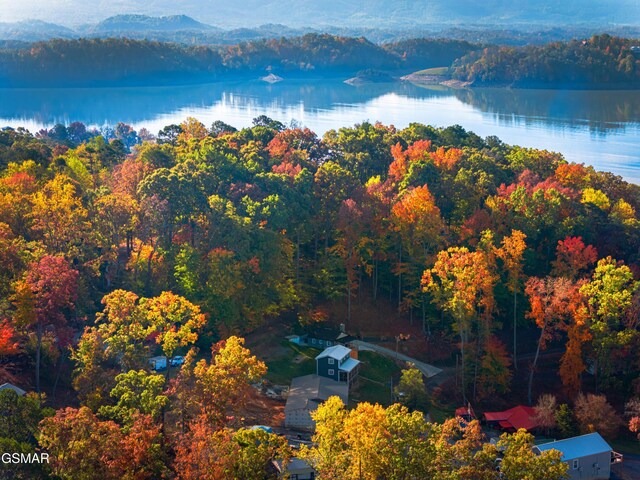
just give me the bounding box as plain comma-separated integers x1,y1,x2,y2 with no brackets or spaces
0,15,319,43
1,0,640,28
88,14,220,33
0,20,76,41
3,7,640,46
0,15,222,43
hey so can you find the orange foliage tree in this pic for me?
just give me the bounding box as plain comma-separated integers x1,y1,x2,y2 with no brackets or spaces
496,229,527,368
423,247,496,402
524,276,579,405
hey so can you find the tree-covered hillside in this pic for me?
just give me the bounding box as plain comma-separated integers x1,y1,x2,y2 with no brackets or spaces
0,117,639,477
453,34,640,88
0,35,479,87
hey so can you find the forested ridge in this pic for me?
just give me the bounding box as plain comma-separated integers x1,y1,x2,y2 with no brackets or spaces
454,34,640,88
0,35,478,87
5,33,640,89
1,116,640,478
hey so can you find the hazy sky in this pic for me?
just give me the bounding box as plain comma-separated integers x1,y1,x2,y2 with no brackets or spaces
0,1,164,24
1,0,638,27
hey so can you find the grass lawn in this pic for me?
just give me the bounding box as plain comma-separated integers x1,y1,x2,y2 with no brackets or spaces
358,351,401,383
428,402,455,424
351,351,402,406
264,341,320,385
611,437,640,455
354,377,394,406
412,66,449,76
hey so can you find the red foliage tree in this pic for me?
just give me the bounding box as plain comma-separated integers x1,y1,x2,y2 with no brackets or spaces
551,236,598,279
13,255,79,393
173,415,238,480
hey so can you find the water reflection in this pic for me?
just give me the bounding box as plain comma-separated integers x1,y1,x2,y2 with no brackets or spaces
1,80,640,182
451,87,640,134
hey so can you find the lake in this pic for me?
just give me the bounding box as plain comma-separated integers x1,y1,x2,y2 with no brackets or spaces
2,80,640,184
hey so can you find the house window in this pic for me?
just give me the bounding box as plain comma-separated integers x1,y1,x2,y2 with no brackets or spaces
573,460,579,470
328,369,335,376
328,358,335,365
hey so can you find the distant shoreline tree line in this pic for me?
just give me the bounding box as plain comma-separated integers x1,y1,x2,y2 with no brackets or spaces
0,35,478,87
2,33,640,89
453,34,640,88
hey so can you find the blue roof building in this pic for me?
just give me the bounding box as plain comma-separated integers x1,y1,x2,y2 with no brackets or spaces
315,345,360,385
534,432,622,480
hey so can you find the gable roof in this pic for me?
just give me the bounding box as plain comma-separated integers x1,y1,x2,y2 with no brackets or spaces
534,432,612,461
273,457,315,474
0,383,26,396
339,357,360,372
285,374,349,412
316,345,351,361
303,326,342,341
483,405,538,431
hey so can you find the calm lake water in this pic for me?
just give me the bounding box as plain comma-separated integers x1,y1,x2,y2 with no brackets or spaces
2,80,640,184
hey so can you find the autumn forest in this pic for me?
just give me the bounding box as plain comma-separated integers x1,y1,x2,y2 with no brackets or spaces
1,116,639,479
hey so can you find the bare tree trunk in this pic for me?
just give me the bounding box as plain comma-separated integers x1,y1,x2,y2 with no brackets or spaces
347,279,351,326
473,337,480,402
314,235,318,265
295,229,301,284
35,323,42,395
372,258,378,302
460,329,467,404
398,243,402,310
52,349,66,401
513,290,518,370
528,320,547,406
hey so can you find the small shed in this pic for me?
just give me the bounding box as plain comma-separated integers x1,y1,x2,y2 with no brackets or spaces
534,432,622,480
0,383,26,396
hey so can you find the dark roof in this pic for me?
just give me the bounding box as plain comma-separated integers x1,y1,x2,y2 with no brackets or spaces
302,326,343,341
285,374,348,412
273,458,315,474
535,432,612,461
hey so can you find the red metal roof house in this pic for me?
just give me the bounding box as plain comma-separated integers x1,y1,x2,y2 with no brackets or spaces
483,405,539,432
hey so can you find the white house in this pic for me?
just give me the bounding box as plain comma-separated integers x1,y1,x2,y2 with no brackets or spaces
534,432,623,480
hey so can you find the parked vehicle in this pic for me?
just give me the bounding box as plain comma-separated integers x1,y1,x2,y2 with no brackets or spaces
169,355,185,367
